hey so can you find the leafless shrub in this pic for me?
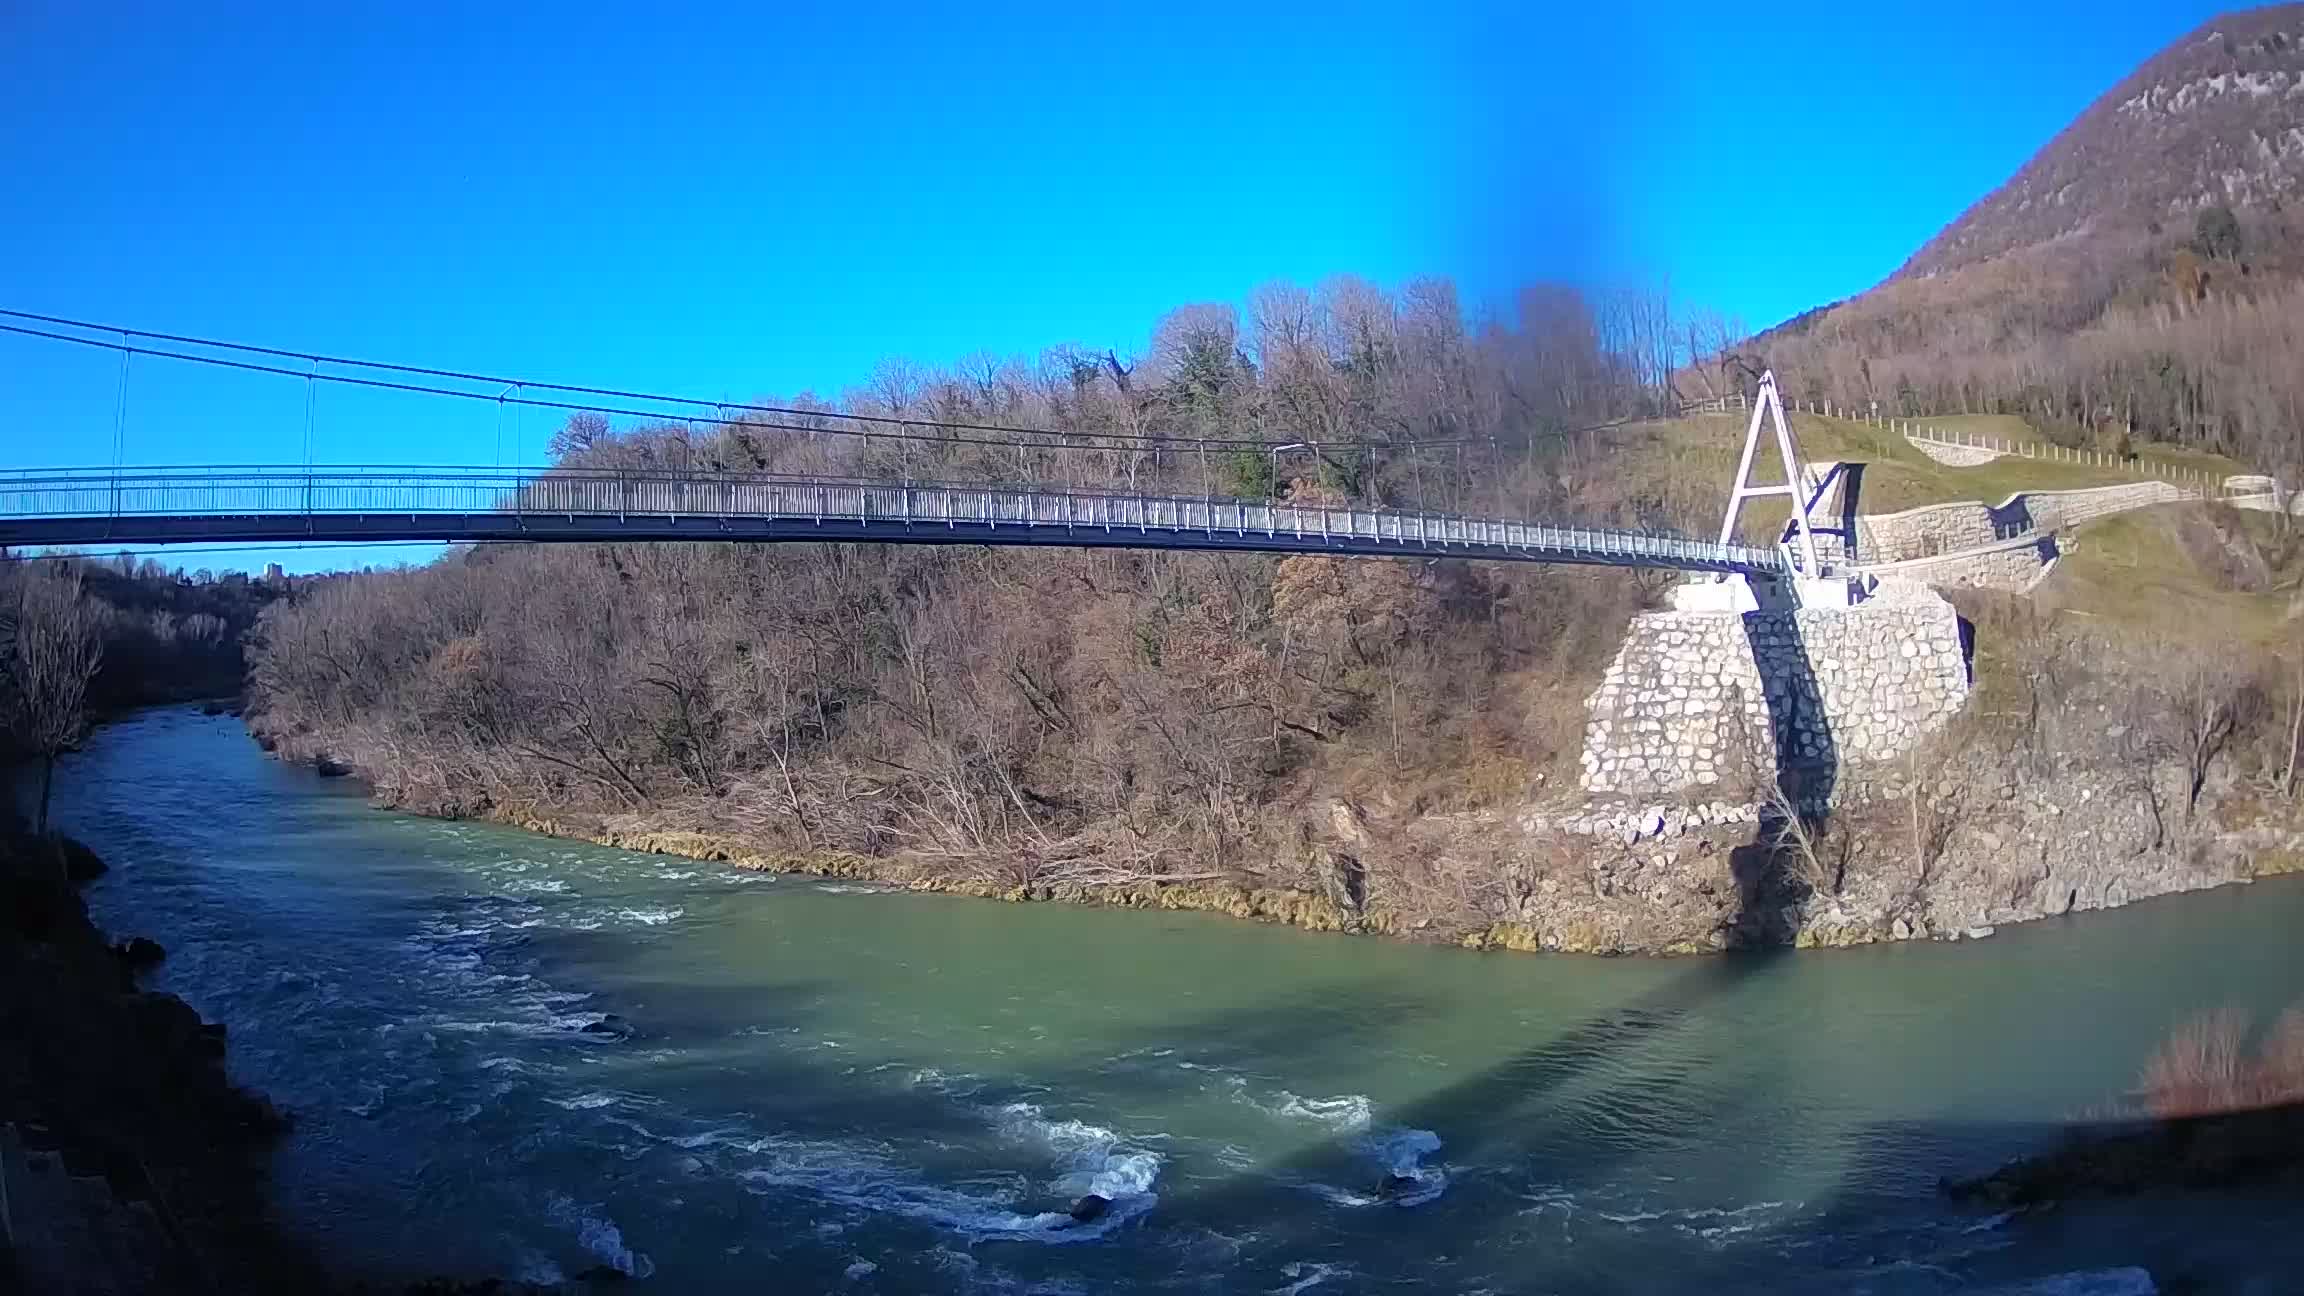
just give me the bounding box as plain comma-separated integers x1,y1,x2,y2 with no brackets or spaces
2138,1001,2304,1119
2163,653,2269,814
2140,1007,2252,1118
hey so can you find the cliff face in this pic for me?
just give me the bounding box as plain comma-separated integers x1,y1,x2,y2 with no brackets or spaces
0,834,546,1293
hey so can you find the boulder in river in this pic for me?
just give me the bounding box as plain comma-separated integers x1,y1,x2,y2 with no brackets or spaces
578,1014,634,1040
1065,1193,1111,1224
313,756,353,778
1377,1172,1422,1199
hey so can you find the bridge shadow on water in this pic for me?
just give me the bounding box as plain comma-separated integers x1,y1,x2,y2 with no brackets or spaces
508,870,2297,1291
1041,974,2299,1293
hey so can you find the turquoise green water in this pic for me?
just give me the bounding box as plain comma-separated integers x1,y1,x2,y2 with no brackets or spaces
50,707,2304,1293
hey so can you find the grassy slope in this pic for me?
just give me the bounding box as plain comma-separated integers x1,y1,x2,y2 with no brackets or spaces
1598,413,2251,544
1589,412,2287,733
2042,506,2303,642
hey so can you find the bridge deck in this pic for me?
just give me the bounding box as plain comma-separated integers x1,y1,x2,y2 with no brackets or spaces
0,467,1785,574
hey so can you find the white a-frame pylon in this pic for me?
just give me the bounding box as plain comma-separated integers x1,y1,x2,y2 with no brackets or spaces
1716,370,1821,578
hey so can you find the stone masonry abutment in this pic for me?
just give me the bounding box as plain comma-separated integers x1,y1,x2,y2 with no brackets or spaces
1577,582,1969,800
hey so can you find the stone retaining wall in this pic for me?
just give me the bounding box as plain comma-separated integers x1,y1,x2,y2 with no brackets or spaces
1852,534,2058,592
1578,583,1970,798
1907,437,2006,466
2026,481,2192,530
2230,493,2304,517
1858,481,2191,563
1858,500,2006,561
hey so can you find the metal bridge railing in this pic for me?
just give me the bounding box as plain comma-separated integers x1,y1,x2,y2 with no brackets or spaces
0,465,1786,574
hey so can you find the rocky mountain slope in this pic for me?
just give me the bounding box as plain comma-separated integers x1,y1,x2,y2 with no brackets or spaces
1725,8,2304,471
1899,5,2304,280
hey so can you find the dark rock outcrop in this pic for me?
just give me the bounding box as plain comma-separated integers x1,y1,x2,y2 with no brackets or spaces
0,831,522,1293
114,935,167,970
577,1014,633,1040
2,832,320,1291
1945,1103,2304,1207
1065,1193,1111,1224
59,834,108,881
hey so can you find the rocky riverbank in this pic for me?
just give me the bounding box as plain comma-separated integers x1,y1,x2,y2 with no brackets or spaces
283,728,2299,959
0,830,555,1294
249,557,2304,959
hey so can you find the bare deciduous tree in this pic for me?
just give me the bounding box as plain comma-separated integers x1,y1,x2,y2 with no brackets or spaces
2,567,107,834
2167,657,2264,814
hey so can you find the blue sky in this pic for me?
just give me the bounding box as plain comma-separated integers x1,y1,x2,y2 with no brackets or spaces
0,0,2242,570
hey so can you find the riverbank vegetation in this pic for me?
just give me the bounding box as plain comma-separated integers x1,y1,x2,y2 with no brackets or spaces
240,278,2304,950
2137,1002,2304,1121
247,279,1690,890
2,558,273,830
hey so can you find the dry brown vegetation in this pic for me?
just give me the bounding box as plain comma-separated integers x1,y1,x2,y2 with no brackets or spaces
241,253,2304,941
249,517,1656,889
1,558,273,830
1950,994,2304,1207
247,279,1694,904
2138,1002,2304,1120
1946,556,2300,810
1680,214,2304,483
1902,7,2304,282
1,566,104,831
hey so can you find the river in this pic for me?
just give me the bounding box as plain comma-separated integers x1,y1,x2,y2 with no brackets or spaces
44,706,2304,1293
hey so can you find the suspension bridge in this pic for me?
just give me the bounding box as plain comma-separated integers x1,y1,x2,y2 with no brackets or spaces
0,465,1788,573
0,312,1813,581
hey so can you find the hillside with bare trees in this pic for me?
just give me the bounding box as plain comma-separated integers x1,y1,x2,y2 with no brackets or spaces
1704,6,2304,479
238,277,1728,934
